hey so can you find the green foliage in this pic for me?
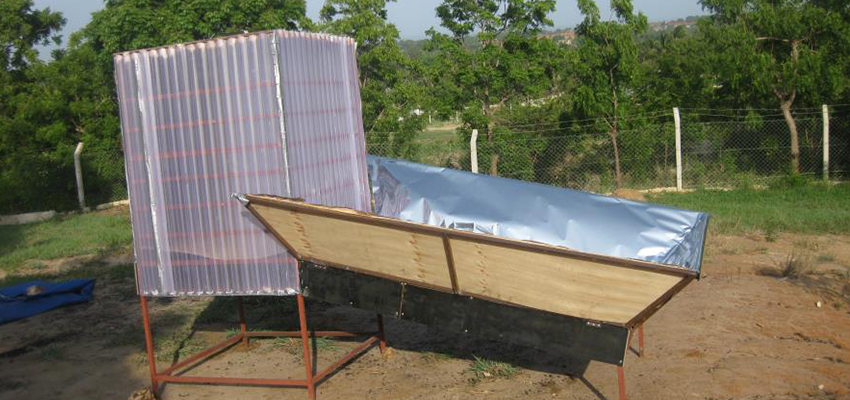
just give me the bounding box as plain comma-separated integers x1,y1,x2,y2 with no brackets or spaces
0,0,65,71
79,0,310,56
696,0,850,172
427,0,561,176
564,0,648,188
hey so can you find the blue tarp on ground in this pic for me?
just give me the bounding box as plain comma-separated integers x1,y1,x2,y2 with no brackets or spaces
0,279,95,325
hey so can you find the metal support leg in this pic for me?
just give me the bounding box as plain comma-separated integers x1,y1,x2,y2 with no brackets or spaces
237,297,248,347
638,324,644,357
297,294,316,400
617,366,627,400
140,296,159,394
377,314,387,353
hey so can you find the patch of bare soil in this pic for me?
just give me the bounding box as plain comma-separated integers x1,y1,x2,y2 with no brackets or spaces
1,233,849,400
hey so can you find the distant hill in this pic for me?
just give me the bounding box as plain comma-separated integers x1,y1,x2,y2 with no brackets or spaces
398,16,705,58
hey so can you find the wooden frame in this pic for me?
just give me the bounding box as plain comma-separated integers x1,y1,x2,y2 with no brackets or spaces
245,195,695,327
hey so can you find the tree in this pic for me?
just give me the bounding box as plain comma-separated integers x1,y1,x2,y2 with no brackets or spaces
0,1,68,212
699,0,849,173
0,0,65,72
320,0,427,157
639,23,717,112
569,0,647,188
427,0,559,176
78,0,310,61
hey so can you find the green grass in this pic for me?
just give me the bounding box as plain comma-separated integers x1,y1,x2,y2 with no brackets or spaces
467,355,519,382
416,129,456,142
648,182,850,235
0,210,132,272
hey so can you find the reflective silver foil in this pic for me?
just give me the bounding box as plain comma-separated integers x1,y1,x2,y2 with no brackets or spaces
367,156,709,273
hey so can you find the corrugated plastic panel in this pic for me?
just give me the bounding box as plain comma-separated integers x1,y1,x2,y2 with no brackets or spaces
276,31,370,210
114,30,369,297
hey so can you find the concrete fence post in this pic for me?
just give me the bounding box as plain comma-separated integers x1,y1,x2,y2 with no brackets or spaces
74,142,86,211
674,107,682,191
470,129,479,174
823,104,830,181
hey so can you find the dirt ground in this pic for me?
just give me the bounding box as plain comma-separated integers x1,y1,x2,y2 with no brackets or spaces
1,233,849,400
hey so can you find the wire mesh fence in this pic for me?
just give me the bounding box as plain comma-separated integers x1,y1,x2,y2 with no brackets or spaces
371,112,849,194
0,147,127,215
2,110,847,216
80,147,128,206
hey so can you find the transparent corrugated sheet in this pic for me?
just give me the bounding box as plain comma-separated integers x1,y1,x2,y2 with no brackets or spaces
115,31,369,297
367,156,709,274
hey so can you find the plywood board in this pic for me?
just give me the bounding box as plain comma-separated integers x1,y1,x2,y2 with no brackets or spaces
246,195,695,326
449,238,683,324
250,204,453,289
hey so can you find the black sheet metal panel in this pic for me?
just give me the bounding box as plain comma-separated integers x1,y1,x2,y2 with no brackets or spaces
299,262,629,366
300,263,402,317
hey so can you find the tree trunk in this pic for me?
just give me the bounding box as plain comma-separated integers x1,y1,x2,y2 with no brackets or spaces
483,98,499,176
780,100,800,174
488,121,499,176
607,69,622,188
609,129,623,188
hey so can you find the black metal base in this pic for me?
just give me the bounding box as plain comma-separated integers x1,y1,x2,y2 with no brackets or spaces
299,262,629,366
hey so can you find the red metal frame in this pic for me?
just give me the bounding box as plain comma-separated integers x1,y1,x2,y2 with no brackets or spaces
618,323,646,400
141,294,646,400
139,294,385,400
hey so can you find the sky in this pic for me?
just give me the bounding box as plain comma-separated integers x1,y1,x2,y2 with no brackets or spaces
34,0,707,50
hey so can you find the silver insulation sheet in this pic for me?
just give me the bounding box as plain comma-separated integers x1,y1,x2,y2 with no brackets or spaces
115,31,370,296
368,156,709,273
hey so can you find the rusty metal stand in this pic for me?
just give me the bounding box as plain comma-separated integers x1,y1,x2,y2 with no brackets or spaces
626,323,645,357
617,323,646,400
139,294,385,399
617,366,627,400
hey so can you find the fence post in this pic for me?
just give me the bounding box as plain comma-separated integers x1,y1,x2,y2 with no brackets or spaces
823,104,830,181
74,142,87,211
470,129,479,174
674,107,682,191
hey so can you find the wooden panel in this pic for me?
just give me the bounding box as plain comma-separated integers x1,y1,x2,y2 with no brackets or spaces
251,204,452,289
449,238,684,325
247,195,695,326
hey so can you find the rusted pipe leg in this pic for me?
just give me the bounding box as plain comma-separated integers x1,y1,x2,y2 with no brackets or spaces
638,324,645,357
237,296,248,347
377,313,387,353
617,366,627,400
140,296,159,394
297,294,316,400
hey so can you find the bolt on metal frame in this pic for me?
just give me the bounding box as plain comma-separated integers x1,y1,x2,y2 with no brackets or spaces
139,290,386,399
